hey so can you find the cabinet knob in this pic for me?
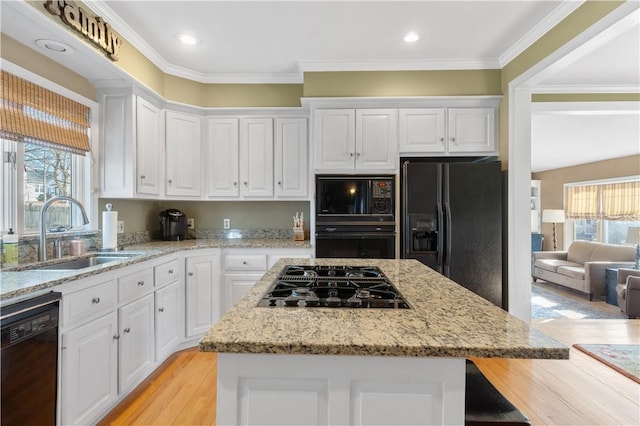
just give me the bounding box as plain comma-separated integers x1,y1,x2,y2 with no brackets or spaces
349,153,354,157
188,272,194,276
450,137,456,143
158,307,165,312
124,327,131,333
138,280,145,286
140,175,146,179
113,334,120,340
168,269,174,274
168,179,173,185
356,153,361,157
92,297,101,304
233,182,238,186
243,181,248,186
277,181,282,186
439,137,445,142
242,261,248,265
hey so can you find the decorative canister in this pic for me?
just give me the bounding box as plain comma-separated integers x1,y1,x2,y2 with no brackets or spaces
70,239,85,256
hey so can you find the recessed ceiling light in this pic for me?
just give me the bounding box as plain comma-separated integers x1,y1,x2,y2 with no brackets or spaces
177,33,200,46
35,39,74,54
404,32,419,43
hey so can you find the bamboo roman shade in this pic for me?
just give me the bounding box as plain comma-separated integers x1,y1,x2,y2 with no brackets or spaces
0,71,90,155
565,180,640,221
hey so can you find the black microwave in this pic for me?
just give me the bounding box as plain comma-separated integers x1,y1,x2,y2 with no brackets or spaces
316,175,395,221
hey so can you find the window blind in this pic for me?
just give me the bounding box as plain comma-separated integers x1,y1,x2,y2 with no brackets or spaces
565,180,640,221
0,71,90,155
565,184,600,219
601,181,640,220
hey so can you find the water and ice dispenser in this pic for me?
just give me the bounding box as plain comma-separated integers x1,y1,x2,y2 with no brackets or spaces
408,214,438,252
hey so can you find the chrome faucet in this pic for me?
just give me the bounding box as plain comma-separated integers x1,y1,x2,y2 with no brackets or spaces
39,196,90,261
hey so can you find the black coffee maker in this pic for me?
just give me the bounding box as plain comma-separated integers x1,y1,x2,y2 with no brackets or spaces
159,209,187,241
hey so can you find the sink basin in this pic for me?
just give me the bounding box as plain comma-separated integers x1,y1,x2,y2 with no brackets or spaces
36,255,136,271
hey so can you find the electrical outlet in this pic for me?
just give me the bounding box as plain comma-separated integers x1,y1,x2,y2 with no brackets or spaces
187,218,195,229
117,220,125,233
223,218,230,229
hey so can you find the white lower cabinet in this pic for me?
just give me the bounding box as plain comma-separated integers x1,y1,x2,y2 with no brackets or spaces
118,294,155,393
185,250,221,337
61,312,118,426
155,281,182,361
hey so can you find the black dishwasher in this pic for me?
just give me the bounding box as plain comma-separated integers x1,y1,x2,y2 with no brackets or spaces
1,291,61,426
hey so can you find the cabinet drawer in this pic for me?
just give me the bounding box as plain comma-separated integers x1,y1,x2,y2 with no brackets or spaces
63,279,117,327
155,258,181,288
224,254,267,271
118,268,153,303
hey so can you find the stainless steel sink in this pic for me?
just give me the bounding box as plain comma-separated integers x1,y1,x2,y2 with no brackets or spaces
36,255,136,271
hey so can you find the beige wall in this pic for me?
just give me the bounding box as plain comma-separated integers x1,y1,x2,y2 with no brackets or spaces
532,154,640,250
98,199,310,233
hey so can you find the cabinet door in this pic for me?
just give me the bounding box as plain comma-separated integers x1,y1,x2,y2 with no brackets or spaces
165,111,202,197
356,109,397,170
118,294,155,393
314,109,355,170
136,97,162,196
185,253,221,337
274,118,308,198
240,118,274,197
61,312,118,426
447,108,496,153
100,91,135,197
223,274,263,314
155,281,182,361
206,118,240,197
398,108,446,153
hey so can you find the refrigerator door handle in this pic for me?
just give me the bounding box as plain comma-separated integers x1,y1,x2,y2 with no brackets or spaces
444,201,452,276
436,201,444,269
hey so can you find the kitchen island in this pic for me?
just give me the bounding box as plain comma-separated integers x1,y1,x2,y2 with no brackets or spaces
201,258,568,425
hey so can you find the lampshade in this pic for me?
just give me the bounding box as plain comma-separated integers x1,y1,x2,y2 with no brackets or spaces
626,227,640,245
542,209,565,224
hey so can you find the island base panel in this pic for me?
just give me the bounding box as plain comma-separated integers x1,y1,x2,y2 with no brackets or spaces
217,353,465,426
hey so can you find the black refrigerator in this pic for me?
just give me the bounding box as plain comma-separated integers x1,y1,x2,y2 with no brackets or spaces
401,158,504,308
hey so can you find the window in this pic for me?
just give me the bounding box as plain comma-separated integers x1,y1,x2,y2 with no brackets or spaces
1,66,95,235
565,177,640,245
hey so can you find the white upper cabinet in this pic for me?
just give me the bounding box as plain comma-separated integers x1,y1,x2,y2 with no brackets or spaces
314,109,356,170
399,107,497,155
99,90,163,198
165,110,202,197
274,118,308,198
447,107,496,153
206,118,240,197
398,108,446,153
355,109,397,170
240,118,274,197
314,109,397,171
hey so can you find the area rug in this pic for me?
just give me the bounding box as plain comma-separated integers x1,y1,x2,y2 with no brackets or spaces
573,344,640,384
531,283,626,319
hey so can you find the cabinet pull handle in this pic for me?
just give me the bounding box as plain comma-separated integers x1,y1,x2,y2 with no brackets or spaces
138,280,145,286
113,334,120,340
124,327,131,333
92,297,101,304
158,307,165,312
188,272,194,276
168,269,174,274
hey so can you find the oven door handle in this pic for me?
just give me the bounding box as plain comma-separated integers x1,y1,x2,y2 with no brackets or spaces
315,232,396,239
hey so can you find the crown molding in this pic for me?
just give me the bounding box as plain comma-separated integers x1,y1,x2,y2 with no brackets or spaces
533,83,640,94
298,58,500,72
498,0,585,67
532,101,640,115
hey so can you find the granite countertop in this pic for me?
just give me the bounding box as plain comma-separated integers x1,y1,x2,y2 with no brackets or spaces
0,238,311,303
200,258,569,359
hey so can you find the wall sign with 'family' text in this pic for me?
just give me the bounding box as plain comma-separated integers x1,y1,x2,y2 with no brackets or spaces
44,0,123,61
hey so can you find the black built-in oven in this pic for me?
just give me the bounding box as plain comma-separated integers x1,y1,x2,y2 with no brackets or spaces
315,175,396,258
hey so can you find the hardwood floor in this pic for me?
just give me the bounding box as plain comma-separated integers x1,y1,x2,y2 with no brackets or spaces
99,319,639,426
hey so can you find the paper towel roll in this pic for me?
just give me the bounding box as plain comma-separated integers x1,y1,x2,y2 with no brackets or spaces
102,204,118,250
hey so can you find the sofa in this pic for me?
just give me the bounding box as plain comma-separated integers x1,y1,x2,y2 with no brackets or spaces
616,268,640,319
532,240,635,300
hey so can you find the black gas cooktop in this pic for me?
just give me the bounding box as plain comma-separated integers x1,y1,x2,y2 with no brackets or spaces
258,265,411,309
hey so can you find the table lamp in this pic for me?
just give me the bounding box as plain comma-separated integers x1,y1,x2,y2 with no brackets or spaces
626,227,640,269
542,209,565,251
